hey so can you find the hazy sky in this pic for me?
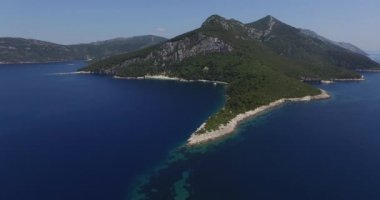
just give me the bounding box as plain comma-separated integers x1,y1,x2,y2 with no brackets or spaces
1,0,379,50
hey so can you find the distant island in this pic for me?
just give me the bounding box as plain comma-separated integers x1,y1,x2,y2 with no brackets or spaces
0,35,167,64
81,15,380,145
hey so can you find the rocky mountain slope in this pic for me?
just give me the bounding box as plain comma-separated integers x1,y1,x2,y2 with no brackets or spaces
0,35,167,63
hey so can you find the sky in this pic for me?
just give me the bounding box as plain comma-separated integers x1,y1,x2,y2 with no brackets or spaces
1,0,379,51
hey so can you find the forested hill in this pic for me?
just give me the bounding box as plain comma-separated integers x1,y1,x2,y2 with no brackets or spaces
0,35,167,63
82,14,380,133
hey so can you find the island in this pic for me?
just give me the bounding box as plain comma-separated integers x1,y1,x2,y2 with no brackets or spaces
80,15,380,145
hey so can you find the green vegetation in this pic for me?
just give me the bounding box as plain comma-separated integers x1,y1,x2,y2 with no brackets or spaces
81,15,380,134
247,16,379,71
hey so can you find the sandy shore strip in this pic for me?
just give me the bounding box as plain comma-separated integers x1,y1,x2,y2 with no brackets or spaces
187,89,330,146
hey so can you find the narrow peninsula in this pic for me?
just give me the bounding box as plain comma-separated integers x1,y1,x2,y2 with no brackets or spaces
188,89,330,145
80,15,380,145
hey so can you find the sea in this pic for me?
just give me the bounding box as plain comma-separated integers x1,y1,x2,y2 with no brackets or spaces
0,55,380,200
0,61,224,200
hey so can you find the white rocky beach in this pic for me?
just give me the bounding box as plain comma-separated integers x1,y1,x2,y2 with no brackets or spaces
113,74,228,84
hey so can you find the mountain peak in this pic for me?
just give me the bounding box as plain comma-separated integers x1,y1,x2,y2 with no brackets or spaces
263,15,277,21
201,14,244,30
205,14,226,21
255,15,282,26
202,14,228,27
246,15,297,39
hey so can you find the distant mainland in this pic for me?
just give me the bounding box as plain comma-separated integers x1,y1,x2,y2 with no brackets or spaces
0,35,167,64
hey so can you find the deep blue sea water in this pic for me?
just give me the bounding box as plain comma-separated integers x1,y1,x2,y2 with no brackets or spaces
0,61,225,200
1,57,380,200
186,73,380,200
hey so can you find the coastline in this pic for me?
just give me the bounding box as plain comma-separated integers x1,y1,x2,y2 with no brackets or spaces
356,69,380,73
113,74,364,85
113,75,228,85
321,75,365,84
0,60,87,65
333,75,365,82
187,89,330,146
52,71,93,75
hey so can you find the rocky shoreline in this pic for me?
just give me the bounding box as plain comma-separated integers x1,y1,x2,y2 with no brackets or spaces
356,69,380,72
113,75,228,85
321,76,365,84
0,60,87,65
333,76,365,82
53,71,93,75
187,89,330,146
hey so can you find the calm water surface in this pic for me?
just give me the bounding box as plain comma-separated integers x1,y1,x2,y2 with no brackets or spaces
0,61,224,200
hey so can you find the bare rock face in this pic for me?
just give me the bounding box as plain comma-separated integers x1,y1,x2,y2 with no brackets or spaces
244,27,262,40
118,33,233,68
159,34,233,62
